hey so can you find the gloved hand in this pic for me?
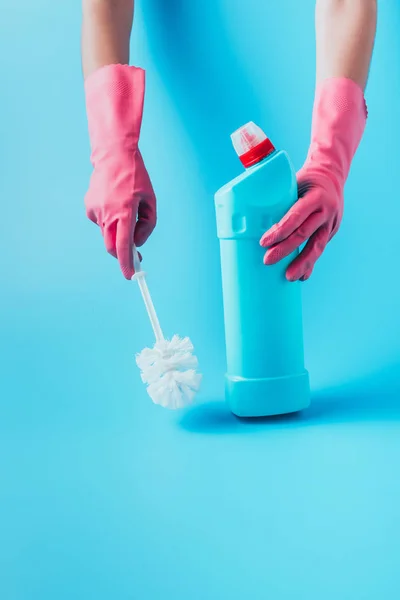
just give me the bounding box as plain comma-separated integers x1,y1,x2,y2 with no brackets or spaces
84,64,156,279
260,77,367,281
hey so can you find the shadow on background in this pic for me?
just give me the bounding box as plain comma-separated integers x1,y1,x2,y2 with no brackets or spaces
179,362,400,434
143,0,266,191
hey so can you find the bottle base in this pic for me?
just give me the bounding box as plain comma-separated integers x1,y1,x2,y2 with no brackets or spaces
225,371,310,418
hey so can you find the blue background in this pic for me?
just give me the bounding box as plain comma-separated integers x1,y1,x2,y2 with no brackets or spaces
1,0,400,598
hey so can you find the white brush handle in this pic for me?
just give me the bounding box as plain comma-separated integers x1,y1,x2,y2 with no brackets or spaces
132,248,164,343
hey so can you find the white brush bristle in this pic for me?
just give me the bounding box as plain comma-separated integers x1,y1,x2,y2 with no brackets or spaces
136,335,202,410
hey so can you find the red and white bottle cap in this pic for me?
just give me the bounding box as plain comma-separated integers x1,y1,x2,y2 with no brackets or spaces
231,122,275,168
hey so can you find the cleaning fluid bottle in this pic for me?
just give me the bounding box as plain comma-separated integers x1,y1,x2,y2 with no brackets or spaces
215,122,310,417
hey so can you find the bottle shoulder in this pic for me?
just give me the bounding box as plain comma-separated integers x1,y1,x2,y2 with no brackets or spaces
215,150,295,200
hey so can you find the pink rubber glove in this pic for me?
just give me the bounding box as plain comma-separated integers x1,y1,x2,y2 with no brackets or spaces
260,77,367,281
84,64,156,279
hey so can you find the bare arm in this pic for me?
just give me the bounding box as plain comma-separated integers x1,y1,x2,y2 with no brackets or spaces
316,0,377,90
81,0,134,79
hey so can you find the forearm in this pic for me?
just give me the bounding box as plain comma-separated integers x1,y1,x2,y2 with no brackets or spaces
81,0,134,79
316,0,377,90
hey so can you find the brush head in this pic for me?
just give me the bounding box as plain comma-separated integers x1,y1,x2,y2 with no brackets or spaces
136,335,202,409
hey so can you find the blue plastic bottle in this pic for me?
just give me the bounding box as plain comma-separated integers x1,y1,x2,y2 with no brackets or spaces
215,122,310,417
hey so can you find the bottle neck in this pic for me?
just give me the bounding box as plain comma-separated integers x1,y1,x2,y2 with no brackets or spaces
239,138,276,168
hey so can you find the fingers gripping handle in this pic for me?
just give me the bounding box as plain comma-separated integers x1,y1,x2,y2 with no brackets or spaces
131,247,164,343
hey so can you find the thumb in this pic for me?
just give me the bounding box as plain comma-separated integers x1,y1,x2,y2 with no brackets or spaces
134,198,157,247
